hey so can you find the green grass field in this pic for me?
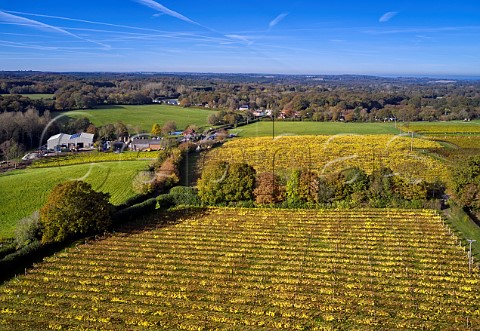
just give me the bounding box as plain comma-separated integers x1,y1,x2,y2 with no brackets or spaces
0,160,149,240
55,104,217,131
1,93,55,100
230,121,402,137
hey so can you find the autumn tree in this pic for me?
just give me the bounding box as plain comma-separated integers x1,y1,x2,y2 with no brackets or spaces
98,124,116,141
0,139,24,162
151,123,162,136
451,155,480,211
40,181,114,244
114,121,129,139
161,121,177,135
254,172,284,205
285,169,302,206
198,162,256,204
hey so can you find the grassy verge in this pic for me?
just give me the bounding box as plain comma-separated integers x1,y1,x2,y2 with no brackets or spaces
443,203,480,260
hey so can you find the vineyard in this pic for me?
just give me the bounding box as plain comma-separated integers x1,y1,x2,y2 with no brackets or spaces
427,136,480,149
205,135,449,183
1,208,479,330
402,121,480,134
31,151,158,168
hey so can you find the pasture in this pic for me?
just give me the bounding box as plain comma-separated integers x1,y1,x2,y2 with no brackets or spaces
55,105,216,132
0,160,150,239
0,208,478,330
230,121,401,137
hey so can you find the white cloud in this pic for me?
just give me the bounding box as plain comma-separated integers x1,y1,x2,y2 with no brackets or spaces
134,0,200,26
225,34,253,45
0,11,110,49
379,11,398,23
269,13,289,28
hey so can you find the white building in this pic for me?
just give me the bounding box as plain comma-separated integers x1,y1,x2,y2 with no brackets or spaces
47,133,71,150
47,132,94,151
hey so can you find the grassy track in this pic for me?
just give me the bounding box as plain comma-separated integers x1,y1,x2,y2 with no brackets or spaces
230,121,401,137
55,104,216,131
0,160,149,239
0,208,478,330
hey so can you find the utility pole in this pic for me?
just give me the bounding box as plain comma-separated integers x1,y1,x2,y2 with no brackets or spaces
272,148,281,201
410,131,414,152
467,239,476,273
272,112,275,140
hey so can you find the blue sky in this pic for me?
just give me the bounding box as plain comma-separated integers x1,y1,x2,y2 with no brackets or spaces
0,0,479,76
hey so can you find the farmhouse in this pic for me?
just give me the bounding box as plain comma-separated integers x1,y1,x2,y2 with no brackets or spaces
152,98,179,105
47,132,94,151
130,137,162,151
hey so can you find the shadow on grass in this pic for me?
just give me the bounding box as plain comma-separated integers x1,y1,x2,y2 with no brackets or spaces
114,206,208,236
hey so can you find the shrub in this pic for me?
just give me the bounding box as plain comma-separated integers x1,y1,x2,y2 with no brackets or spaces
156,194,175,209
197,162,256,205
15,211,42,249
168,186,200,206
254,172,284,205
132,170,156,195
285,169,302,206
451,155,480,211
40,181,114,244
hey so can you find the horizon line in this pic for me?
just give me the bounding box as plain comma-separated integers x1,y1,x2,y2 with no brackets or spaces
1,70,480,80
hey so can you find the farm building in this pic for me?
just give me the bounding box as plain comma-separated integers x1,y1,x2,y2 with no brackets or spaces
130,138,162,151
47,132,94,151
47,133,71,150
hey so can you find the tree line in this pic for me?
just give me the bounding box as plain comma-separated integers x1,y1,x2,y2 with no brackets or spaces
197,162,446,209
1,72,479,121
1,72,480,160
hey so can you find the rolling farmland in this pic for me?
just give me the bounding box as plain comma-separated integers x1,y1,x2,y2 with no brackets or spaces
56,105,216,132
0,208,478,330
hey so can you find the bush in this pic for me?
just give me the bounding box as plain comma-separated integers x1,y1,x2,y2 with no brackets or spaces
254,172,284,205
197,162,256,205
1,240,41,263
168,186,200,206
40,181,114,244
132,170,156,195
0,239,16,260
113,197,158,222
15,211,42,249
451,155,480,211
156,194,175,209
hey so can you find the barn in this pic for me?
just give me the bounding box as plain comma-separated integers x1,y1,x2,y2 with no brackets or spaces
47,133,71,150
47,132,94,151
130,138,162,151
68,133,94,149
